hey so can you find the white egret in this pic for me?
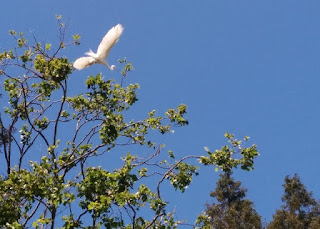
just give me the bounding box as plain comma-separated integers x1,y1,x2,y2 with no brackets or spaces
73,24,124,71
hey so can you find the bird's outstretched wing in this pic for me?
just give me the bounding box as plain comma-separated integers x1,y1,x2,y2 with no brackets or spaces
96,24,124,60
73,57,95,70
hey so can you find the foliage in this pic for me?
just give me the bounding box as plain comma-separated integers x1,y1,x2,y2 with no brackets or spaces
200,133,258,173
267,174,320,229
196,173,261,229
0,17,259,228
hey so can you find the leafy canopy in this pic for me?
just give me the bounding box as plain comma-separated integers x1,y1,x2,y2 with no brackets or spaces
0,16,259,228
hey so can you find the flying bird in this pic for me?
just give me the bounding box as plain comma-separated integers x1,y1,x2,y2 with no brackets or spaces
73,24,124,71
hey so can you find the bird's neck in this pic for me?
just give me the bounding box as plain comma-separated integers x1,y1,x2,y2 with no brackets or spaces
100,61,112,70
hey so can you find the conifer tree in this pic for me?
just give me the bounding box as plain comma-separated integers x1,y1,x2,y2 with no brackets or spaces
267,174,320,229
197,172,261,229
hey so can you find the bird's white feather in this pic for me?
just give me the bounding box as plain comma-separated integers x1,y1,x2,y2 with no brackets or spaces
73,24,124,71
96,24,124,60
73,57,95,70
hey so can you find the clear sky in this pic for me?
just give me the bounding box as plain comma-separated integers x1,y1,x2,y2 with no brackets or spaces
1,0,320,224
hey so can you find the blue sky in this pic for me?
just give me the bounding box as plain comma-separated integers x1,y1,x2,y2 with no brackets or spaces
1,0,320,224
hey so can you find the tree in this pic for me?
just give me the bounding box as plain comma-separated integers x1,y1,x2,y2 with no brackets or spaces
267,174,320,229
0,16,259,228
196,172,261,229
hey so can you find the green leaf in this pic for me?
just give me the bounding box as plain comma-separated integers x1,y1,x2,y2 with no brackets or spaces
45,43,51,51
73,34,81,45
